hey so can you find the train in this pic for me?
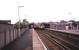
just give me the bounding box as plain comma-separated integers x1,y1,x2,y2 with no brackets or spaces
28,23,50,29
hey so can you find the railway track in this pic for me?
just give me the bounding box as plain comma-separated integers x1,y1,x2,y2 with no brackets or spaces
35,29,79,50
37,31,66,50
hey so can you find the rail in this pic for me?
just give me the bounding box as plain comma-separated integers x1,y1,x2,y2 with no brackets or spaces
35,28,79,50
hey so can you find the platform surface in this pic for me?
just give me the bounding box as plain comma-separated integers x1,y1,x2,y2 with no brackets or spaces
1,29,45,50
33,29,45,50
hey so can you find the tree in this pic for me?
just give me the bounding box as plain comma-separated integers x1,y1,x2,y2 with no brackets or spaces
14,19,29,29
14,21,22,29
22,19,29,25
21,19,29,28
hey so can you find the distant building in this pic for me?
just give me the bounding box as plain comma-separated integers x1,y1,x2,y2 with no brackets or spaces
0,20,11,24
48,21,79,30
48,22,57,29
48,21,71,30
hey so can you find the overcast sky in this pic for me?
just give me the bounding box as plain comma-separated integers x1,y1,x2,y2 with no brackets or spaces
0,0,79,24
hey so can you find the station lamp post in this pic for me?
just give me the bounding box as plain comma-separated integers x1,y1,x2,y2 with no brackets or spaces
18,6,24,37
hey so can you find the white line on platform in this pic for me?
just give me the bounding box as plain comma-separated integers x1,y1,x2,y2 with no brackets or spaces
33,29,48,50
37,34,47,50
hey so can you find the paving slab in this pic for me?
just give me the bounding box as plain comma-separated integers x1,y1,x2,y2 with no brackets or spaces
33,29,45,50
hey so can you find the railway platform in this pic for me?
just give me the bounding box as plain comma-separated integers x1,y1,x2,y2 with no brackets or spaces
48,28,79,35
1,29,46,50
33,29,47,50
